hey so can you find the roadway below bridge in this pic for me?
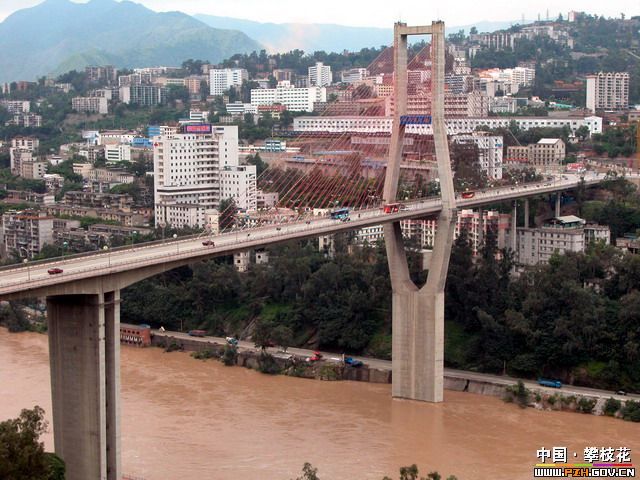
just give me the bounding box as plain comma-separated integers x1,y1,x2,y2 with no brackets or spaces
153,329,637,402
0,172,620,299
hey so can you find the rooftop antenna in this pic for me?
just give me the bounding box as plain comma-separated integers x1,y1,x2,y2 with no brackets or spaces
521,13,525,24
546,9,549,21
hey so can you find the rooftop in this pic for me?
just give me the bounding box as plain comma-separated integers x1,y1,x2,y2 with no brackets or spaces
537,138,563,145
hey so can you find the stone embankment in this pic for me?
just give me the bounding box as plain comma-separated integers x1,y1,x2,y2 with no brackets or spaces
152,334,637,420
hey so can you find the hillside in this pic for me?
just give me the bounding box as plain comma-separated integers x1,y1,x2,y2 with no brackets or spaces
194,15,517,54
0,0,262,82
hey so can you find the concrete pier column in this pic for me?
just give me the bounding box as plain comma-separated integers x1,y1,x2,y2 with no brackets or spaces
477,207,484,254
47,291,121,480
555,192,561,217
388,207,456,402
511,201,517,253
524,199,530,228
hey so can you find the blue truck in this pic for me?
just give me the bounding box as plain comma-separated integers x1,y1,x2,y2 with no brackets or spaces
537,378,562,388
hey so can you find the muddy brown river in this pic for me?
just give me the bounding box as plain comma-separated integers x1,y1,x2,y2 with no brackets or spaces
1,328,638,479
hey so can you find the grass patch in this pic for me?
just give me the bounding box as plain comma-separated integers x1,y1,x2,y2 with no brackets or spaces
444,320,474,368
260,303,293,321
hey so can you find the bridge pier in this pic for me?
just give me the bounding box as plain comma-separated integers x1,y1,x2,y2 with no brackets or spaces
555,192,561,217
384,21,456,403
47,290,121,480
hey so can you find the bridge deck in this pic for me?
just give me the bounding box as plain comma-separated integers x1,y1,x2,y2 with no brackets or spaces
0,174,608,298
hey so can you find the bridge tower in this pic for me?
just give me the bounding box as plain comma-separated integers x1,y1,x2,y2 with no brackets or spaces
383,22,457,402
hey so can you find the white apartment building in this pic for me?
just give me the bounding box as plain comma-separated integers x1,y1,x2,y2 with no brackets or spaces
0,100,30,114
220,165,257,211
353,209,511,254
308,62,332,87
105,144,132,163
586,72,629,113
189,110,209,123
292,115,603,136
72,96,109,115
225,102,258,116
341,68,369,84
209,68,248,96
257,190,279,209
10,137,40,176
9,113,42,128
153,126,222,229
452,133,503,179
98,130,136,146
212,125,239,168
251,81,327,112
478,67,535,95
516,216,609,266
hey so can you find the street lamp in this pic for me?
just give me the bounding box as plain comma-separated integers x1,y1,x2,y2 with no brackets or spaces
173,233,178,253
103,245,110,267
62,241,68,259
130,230,138,247
23,258,30,281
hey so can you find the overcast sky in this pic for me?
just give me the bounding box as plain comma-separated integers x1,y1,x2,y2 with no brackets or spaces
1,0,638,27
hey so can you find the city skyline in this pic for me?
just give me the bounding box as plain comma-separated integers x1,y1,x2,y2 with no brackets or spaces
1,0,639,28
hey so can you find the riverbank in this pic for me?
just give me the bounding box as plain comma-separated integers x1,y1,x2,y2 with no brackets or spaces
152,331,639,421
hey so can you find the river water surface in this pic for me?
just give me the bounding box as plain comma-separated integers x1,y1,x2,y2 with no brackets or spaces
1,328,638,480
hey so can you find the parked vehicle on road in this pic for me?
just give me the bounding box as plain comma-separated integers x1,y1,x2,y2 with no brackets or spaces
225,336,238,346
202,240,215,246
188,330,206,337
344,356,364,367
307,351,323,362
537,378,562,388
461,191,475,199
47,268,64,275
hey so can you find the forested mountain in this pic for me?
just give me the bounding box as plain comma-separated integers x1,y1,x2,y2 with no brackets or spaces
0,0,262,82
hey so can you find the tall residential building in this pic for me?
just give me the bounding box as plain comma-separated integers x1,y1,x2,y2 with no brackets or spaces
104,144,132,163
308,62,332,87
153,124,221,229
586,72,630,113
220,165,257,211
72,96,109,114
452,133,504,179
341,68,369,84
209,68,248,96
212,125,239,168
1,210,54,259
0,100,30,114
250,81,327,112
120,85,168,106
516,216,610,265
8,113,42,128
10,137,40,176
85,65,118,84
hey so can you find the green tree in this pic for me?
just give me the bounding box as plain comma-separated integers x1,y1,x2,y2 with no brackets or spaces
0,406,65,480
219,198,237,231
